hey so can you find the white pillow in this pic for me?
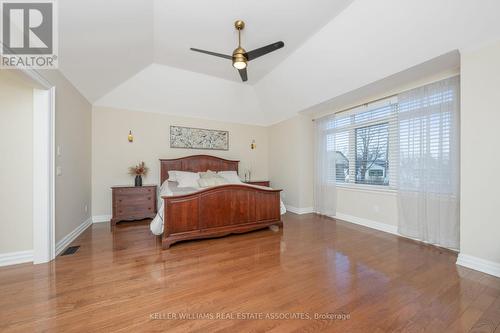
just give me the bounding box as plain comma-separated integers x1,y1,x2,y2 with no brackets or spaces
218,171,242,184
198,170,217,179
175,171,200,188
198,176,228,188
167,170,178,182
159,180,175,196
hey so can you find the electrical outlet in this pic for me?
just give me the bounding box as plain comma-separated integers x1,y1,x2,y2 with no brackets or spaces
84,204,88,213
57,145,62,157
56,166,62,176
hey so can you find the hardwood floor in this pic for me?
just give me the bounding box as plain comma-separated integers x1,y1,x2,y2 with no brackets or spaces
1,213,499,332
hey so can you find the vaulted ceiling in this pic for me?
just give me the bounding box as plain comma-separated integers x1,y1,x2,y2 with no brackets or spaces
58,0,500,125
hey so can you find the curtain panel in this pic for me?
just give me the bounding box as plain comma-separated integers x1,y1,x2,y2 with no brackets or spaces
314,115,337,216
397,76,460,249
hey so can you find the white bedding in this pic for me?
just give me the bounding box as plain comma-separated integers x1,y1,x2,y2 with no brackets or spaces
150,181,286,235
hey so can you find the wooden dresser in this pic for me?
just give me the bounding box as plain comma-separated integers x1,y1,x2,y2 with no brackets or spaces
244,180,270,187
111,185,157,227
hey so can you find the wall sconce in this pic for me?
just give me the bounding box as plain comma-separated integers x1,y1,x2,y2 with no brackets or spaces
128,130,134,143
250,140,256,150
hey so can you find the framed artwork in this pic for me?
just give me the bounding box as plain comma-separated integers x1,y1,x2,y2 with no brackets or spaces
170,126,229,150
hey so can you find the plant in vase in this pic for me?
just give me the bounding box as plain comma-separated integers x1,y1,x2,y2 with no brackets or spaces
128,161,148,186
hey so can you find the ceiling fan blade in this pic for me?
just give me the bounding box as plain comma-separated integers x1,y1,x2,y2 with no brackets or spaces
245,41,284,61
190,48,232,60
238,68,248,82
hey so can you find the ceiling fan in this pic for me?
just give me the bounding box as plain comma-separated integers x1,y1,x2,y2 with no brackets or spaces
190,20,285,82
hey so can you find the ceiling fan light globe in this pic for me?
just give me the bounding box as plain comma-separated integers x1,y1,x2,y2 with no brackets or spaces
233,61,247,70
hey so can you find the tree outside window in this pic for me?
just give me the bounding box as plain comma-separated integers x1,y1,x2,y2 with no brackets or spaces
355,123,389,186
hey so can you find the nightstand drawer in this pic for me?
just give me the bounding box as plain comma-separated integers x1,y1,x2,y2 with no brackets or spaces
115,201,155,217
114,193,154,206
114,187,154,196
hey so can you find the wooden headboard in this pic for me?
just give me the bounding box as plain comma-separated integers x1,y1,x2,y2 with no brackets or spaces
160,155,239,184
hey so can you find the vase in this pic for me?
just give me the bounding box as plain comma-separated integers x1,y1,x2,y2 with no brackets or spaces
134,175,142,187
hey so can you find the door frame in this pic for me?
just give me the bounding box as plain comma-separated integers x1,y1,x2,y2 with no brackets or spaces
22,69,56,264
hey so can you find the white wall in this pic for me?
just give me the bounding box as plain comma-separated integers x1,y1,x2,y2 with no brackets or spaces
95,64,266,125
460,41,500,266
39,70,92,243
0,71,34,254
92,106,269,217
268,114,314,211
336,188,398,227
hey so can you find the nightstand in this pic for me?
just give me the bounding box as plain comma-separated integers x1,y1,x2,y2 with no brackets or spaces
244,180,270,187
110,185,157,227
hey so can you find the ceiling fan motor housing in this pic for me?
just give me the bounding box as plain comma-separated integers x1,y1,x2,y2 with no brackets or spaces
233,47,247,62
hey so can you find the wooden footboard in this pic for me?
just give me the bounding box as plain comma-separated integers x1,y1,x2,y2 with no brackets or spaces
162,184,282,249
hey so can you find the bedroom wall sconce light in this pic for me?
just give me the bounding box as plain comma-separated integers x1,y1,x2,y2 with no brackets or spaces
128,130,134,143
250,140,256,150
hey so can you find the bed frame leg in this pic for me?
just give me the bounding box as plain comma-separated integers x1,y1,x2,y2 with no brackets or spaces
269,224,280,232
162,239,172,249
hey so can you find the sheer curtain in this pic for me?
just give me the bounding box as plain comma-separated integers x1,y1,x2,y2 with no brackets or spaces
397,76,460,249
314,114,337,216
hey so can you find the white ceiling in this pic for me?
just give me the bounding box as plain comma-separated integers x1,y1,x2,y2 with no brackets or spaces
60,0,500,126
153,0,353,83
58,0,352,102
58,0,154,102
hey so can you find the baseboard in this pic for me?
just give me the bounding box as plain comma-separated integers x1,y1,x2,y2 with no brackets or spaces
334,214,500,277
333,213,399,235
0,250,33,267
285,205,314,215
92,215,112,223
456,254,500,278
55,217,92,256
299,210,499,278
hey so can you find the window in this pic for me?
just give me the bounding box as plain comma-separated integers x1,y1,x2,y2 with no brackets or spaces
355,123,389,185
317,77,459,192
326,131,349,183
325,97,398,188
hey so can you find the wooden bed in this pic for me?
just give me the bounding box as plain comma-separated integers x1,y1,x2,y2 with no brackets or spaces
159,155,282,249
